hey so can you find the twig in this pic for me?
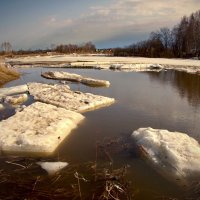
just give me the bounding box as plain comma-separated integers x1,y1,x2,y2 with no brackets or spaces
32,176,40,192
95,142,98,181
74,172,82,200
5,161,26,169
103,148,113,169
51,175,61,185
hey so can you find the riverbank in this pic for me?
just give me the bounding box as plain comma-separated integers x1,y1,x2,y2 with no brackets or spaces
6,54,200,66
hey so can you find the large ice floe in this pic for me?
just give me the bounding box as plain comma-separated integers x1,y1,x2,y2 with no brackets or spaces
42,71,110,87
0,102,84,153
132,127,200,179
28,83,115,113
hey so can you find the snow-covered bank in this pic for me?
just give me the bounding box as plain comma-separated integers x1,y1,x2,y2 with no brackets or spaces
7,55,200,67
42,71,110,87
132,127,200,179
7,55,200,74
0,102,84,153
28,83,115,113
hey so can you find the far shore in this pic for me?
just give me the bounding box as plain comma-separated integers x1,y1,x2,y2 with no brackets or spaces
5,54,200,75
7,54,200,67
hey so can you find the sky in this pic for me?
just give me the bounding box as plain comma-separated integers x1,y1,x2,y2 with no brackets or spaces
0,0,200,50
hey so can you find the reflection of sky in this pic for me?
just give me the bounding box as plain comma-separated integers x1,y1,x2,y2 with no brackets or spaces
147,70,200,108
0,0,200,49
4,68,200,142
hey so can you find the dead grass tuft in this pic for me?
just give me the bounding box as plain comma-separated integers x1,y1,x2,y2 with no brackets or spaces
0,64,20,86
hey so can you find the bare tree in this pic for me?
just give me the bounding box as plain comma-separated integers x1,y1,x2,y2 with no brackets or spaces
1,42,12,53
160,27,172,49
55,42,96,54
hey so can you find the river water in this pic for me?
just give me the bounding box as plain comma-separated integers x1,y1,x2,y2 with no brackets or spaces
1,67,200,199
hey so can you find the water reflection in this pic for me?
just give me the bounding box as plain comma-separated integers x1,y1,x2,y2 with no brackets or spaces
147,70,200,108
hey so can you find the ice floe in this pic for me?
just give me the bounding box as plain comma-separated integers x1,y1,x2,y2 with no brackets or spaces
0,85,28,97
132,127,200,179
28,83,114,113
4,94,28,105
110,63,163,72
0,104,4,110
37,161,68,175
42,71,110,87
0,102,84,153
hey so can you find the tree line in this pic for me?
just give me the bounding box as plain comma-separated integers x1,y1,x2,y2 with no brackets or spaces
113,10,200,58
0,41,96,56
55,42,96,54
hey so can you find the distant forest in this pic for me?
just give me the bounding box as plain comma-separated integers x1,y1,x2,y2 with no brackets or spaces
1,10,200,59
113,10,200,58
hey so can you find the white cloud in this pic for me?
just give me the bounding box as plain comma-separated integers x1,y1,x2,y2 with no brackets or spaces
44,16,72,28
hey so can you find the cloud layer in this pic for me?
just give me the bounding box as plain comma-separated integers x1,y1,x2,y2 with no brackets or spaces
2,0,200,49
37,0,200,48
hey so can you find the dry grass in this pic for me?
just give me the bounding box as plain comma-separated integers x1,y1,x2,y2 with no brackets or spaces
0,63,20,86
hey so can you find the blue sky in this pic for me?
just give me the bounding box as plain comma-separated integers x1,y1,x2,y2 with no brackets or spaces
0,0,199,50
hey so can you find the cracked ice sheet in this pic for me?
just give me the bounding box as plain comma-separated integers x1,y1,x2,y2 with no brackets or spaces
28,83,115,113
